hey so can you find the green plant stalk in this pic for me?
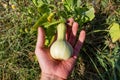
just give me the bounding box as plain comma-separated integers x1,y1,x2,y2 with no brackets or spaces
83,49,105,80
87,30,109,35
44,19,65,28
113,67,117,80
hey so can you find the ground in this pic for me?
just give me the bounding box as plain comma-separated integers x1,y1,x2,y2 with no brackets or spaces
0,0,120,80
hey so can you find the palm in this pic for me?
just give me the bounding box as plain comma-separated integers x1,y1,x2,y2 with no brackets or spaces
36,48,76,79
35,18,86,79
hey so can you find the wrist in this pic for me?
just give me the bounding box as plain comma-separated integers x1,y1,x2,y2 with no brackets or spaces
40,73,66,80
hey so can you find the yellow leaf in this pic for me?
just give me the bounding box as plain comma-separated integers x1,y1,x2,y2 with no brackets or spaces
11,5,16,10
109,22,120,42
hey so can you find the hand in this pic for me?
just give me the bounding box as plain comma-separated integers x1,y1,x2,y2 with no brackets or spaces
35,18,86,80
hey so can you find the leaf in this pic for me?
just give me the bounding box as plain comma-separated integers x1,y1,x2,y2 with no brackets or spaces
32,0,44,7
65,0,74,7
76,0,82,7
109,22,120,42
30,13,48,34
37,4,50,14
63,0,74,11
63,0,82,12
47,12,55,22
82,7,95,22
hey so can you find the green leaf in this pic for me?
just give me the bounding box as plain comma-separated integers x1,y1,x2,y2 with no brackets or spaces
76,0,82,7
81,7,95,22
37,4,50,14
32,0,44,7
65,0,74,7
63,0,74,11
109,22,120,42
30,13,48,34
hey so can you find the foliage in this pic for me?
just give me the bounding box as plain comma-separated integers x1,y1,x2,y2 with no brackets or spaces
30,0,95,46
109,22,120,43
0,0,120,80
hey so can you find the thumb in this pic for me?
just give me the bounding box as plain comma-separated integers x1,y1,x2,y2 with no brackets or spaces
36,27,45,48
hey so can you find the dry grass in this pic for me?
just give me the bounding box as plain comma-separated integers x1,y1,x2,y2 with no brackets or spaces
0,0,120,80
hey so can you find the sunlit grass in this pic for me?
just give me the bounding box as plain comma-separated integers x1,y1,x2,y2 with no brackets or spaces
0,0,120,80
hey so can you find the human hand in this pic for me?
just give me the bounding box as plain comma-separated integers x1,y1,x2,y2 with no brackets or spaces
35,18,86,80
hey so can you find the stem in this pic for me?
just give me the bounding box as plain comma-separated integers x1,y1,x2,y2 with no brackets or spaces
57,23,66,40
87,30,109,35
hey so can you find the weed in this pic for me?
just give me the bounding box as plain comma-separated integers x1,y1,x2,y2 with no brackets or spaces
0,0,120,80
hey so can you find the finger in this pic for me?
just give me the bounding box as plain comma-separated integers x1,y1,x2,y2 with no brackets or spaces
36,27,45,48
73,30,86,58
67,18,74,27
66,18,74,40
68,22,78,46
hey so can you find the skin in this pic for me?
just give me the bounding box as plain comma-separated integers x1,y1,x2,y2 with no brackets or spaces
35,18,86,80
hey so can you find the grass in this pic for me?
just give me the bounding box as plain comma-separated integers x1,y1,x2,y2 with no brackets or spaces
0,0,120,80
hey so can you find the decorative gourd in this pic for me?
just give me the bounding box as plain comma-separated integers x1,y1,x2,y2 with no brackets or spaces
50,23,73,60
